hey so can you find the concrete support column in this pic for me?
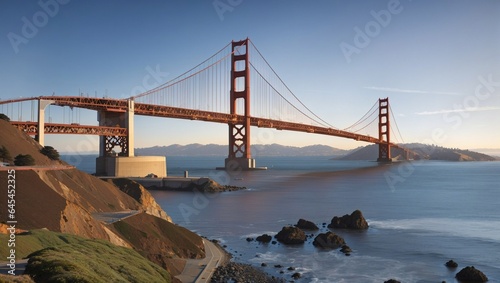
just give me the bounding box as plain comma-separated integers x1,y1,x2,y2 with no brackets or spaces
126,99,134,157
97,111,107,157
36,99,54,146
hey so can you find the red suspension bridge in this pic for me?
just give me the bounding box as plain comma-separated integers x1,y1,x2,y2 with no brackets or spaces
0,38,410,174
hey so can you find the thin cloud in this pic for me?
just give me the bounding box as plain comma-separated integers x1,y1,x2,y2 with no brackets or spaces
364,86,460,96
416,106,500,115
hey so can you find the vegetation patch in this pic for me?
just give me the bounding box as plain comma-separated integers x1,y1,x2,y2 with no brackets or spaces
0,230,171,283
0,113,10,121
0,145,12,162
14,154,35,166
40,146,60,160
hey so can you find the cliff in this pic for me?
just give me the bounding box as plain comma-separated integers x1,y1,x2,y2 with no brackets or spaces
0,119,204,279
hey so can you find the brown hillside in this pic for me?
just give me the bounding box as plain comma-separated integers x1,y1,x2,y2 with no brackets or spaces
110,213,205,275
0,120,205,278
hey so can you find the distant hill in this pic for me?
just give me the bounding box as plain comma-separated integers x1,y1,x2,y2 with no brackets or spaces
472,148,500,159
338,143,496,161
135,143,350,157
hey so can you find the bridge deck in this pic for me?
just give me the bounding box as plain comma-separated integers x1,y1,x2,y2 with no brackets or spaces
2,96,404,149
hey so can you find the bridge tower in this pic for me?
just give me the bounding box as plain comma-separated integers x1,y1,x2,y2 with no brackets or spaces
225,38,256,170
377,97,392,162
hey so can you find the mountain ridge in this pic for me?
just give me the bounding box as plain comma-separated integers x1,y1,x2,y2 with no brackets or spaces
136,143,350,157
337,143,497,161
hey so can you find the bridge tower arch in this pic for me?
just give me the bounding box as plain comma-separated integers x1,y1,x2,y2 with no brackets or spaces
377,97,392,162
225,38,256,170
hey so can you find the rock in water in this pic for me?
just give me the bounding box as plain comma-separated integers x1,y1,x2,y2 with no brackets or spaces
328,209,369,230
275,226,306,245
312,232,346,249
340,245,352,254
445,260,458,268
256,234,272,243
384,280,401,283
296,218,319,230
455,266,488,282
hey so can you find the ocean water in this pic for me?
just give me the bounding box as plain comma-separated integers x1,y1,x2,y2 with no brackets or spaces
64,155,500,282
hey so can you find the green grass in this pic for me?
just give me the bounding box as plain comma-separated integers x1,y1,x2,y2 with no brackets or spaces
0,230,171,283
0,229,83,259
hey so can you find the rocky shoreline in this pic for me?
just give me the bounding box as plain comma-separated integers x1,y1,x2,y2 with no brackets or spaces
141,177,246,193
224,210,490,282
211,262,286,283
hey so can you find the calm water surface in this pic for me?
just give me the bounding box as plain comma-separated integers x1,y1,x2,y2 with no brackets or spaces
65,155,500,282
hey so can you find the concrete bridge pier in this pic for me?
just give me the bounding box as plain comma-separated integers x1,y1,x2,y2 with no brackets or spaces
36,99,54,146
96,99,167,177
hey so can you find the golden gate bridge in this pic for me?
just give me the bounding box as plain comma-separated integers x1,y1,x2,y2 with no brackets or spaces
0,38,410,174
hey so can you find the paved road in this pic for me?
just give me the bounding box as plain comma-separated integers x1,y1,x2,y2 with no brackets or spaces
175,239,225,283
0,165,75,171
92,210,141,224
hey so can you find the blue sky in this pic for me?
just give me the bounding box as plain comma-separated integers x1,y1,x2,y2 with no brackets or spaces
1,0,499,153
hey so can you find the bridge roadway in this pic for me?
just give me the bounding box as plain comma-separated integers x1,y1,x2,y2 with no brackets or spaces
2,96,402,149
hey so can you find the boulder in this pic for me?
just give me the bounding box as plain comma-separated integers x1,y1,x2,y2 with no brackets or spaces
384,280,401,283
455,266,488,282
256,234,272,243
328,210,369,230
296,218,319,230
292,272,301,279
312,232,346,249
340,245,352,254
445,260,458,268
275,226,306,245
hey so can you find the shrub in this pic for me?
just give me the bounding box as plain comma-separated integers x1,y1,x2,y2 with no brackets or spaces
40,146,60,160
0,113,10,121
14,154,35,166
0,145,12,162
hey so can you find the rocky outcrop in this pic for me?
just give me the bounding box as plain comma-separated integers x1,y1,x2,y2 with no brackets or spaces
211,262,285,283
256,234,273,243
59,201,109,240
328,210,369,230
296,218,319,230
105,178,172,222
445,260,458,268
145,177,245,193
275,226,306,245
340,245,352,255
312,232,346,249
455,266,488,282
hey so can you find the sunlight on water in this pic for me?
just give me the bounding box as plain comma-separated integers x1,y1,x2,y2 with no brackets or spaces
369,218,500,242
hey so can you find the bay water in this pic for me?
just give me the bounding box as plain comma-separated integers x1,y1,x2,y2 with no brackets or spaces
63,155,500,282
